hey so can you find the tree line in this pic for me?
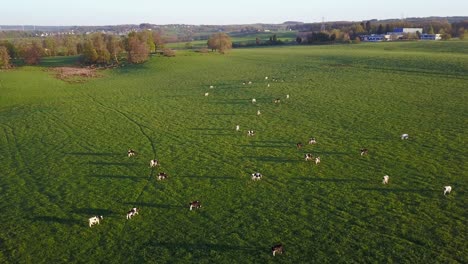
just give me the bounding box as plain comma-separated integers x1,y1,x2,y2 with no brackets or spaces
0,30,166,69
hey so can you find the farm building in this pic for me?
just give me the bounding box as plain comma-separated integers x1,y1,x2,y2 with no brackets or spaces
420,34,442,40
361,34,390,42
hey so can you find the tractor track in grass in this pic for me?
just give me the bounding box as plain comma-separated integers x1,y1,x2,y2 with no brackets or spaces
85,94,159,238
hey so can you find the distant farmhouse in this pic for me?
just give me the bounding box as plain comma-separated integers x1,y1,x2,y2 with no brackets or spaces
361,27,441,42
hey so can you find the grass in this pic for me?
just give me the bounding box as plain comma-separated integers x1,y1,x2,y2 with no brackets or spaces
0,41,467,263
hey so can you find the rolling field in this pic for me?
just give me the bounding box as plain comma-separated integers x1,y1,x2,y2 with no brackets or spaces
0,42,467,263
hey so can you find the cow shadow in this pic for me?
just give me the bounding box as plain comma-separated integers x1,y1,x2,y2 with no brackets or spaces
73,208,116,216
33,216,81,225
88,161,139,167
122,202,181,209
291,177,371,183
243,156,300,163
358,187,437,194
151,242,261,253
178,175,238,180
89,174,146,181
66,152,122,157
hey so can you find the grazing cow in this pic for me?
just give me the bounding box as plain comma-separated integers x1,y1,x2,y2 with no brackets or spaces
252,98,256,103
189,201,201,210
88,216,103,227
248,81,252,85
204,92,209,96
257,110,261,115
243,82,246,85
157,172,168,180
127,149,136,157
126,208,139,219
401,134,409,140
308,138,317,144
382,175,389,184
304,153,313,161
251,172,262,180
360,148,369,156
274,98,280,103
271,244,284,256
247,130,255,136
265,76,268,80
209,85,214,89
150,159,160,167
444,186,452,196
315,156,321,165
236,125,240,131
296,142,303,149
267,84,270,87
286,94,289,99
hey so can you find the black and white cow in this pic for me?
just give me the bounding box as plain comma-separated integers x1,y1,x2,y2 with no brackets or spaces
360,148,369,156
304,153,314,161
401,134,409,140
127,149,136,157
251,172,263,180
150,159,160,167
189,201,201,210
315,156,321,165
274,98,281,103
247,130,255,136
126,208,139,219
308,138,317,144
271,244,284,256
157,172,168,180
89,216,103,227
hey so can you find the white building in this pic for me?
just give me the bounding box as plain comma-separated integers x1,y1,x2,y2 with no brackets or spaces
420,34,442,40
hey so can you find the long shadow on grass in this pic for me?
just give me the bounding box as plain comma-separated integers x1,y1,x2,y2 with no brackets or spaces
291,177,371,183
123,202,181,210
89,174,146,181
151,242,261,253
74,208,117,216
89,161,139,167
359,187,436,194
33,216,81,225
243,156,300,163
66,152,122,157
178,175,238,180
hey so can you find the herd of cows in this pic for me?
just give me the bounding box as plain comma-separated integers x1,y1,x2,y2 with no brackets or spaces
86,76,454,257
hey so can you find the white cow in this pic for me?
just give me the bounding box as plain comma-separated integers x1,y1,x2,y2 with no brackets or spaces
248,81,252,85
204,92,209,96
286,94,289,99
209,85,214,89
444,186,452,195
267,84,270,87
257,110,261,115
236,125,240,131
315,157,321,165
251,172,262,181
89,216,103,227
401,134,409,140
252,98,256,103
265,76,268,80
150,159,159,167
382,175,389,184
126,208,139,219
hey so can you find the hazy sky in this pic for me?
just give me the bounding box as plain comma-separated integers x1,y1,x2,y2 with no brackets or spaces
1,0,467,25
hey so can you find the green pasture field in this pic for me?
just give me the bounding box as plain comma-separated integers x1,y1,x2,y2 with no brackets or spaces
0,41,467,263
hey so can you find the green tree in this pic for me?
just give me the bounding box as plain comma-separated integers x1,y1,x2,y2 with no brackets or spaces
0,46,11,68
43,37,57,56
385,24,392,34
377,24,384,34
207,33,232,54
428,25,435,34
82,40,98,64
